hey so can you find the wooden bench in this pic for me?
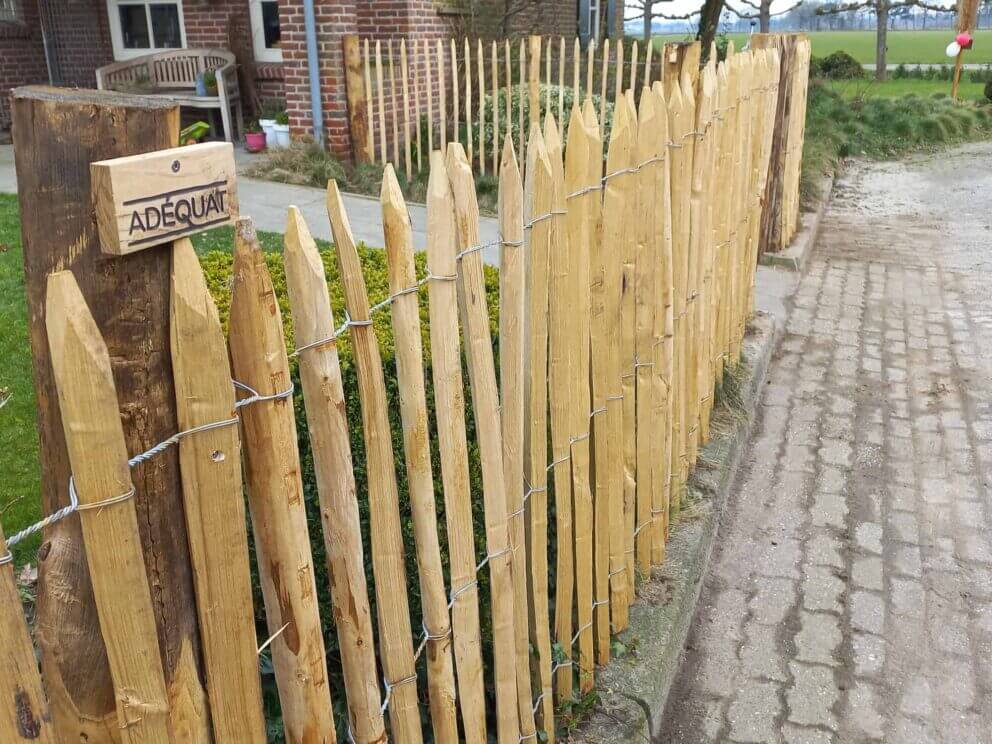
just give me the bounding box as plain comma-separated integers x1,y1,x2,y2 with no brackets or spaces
96,49,244,142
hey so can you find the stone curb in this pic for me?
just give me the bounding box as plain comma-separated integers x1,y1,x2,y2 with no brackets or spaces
758,172,835,273
571,311,780,743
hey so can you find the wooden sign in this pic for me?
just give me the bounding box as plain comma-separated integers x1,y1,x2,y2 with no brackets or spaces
91,142,238,255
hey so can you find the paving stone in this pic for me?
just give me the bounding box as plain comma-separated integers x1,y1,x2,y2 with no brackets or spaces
726,681,783,743
794,611,842,666
787,662,838,729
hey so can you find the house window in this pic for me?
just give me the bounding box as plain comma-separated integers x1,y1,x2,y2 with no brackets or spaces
588,0,600,39
0,0,20,22
250,0,282,63
107,0,186,59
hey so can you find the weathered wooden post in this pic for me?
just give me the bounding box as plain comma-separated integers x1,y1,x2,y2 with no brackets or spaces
344,34,373,164
10,87,225,742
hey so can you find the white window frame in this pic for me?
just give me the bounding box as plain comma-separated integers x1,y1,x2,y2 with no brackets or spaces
0,0,21,22
588,0,601,40
106,0,187,60
249,0,282,63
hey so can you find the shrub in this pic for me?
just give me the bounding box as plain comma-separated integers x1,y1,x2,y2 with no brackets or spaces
200,244,502,740
919,116,948,142
985,79,992,102
818,51,864,80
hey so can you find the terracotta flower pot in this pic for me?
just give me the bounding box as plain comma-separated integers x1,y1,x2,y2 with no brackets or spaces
245,131,267,153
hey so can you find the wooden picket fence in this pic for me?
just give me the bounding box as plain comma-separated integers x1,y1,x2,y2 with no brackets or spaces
1,38,797,744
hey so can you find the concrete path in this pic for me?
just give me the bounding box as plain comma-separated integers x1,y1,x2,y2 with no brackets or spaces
659,142,992,743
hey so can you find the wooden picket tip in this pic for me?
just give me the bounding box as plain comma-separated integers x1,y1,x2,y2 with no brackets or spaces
45,270,172,744
228,219,338,744
424,151,488,744
445,143,521,744
282,206,386,744
497,137,539,741
326,182,424,744
380,167,460,744
0,523,55,743
522,127,556,742
170,237,267,744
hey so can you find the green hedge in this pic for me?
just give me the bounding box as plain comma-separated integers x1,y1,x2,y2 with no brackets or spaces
201,245,504,740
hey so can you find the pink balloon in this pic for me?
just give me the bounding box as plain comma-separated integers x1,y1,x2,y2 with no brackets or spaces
956,33,974,49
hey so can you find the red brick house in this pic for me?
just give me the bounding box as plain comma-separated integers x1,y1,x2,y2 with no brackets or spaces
1,0,613,159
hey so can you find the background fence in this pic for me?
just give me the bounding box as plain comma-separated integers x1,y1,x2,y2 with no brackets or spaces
2,37,802,744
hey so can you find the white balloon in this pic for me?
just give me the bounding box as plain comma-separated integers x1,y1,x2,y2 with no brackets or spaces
946,41,962,58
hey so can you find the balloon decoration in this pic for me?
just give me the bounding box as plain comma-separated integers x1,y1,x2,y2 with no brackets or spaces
946,40,961,58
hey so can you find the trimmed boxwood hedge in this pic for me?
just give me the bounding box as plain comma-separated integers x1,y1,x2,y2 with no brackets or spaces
200,244,506,740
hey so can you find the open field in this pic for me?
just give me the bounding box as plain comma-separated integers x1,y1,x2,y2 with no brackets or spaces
653,30,992,65
826,78,987,101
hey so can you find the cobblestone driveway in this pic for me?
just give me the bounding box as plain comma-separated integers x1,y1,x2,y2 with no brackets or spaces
658,143,992,743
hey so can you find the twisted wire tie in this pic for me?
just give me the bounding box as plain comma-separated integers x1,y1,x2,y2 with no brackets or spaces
609,566,626,578
569,432,590,445
589,405,607,418
4,381,293,549
507,481,547,520
547,452,570,471
525,209,567,229
380,671,419,714
567,183,603,199
606,394,624,402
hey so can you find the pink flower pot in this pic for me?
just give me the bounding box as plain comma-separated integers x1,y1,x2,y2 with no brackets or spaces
245,131,267,153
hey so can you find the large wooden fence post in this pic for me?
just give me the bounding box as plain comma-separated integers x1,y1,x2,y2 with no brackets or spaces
11,87,207,743
344,34,373,163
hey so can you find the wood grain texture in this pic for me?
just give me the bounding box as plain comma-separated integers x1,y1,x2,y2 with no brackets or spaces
446,143,520,744
424,152,487,744
282,207,386,744
45,271,172,744
0,523,55,743
326,183,423,744
381,168,459,744
521,127,556,742
170,237,266,744
229,218,337,744
497,138,538,742
401,39,412,179
12,86,206,744
376,41,387,164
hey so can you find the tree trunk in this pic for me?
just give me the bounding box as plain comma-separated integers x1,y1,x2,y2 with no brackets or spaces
698,0,726,58
12,87,209,743
876,1,888,81
760,0,771,32
643,3,652,43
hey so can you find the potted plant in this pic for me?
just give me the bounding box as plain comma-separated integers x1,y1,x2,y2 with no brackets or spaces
202,70,218,97
271,111,291,149
258,102,279,142
245,120,267,152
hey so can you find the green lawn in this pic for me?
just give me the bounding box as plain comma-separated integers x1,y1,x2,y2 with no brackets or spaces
0,204,289,564
653,30,992,65
825,77,987,101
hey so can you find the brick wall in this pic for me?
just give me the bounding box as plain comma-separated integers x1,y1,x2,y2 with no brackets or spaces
0,1,49,129
44,0,113,89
